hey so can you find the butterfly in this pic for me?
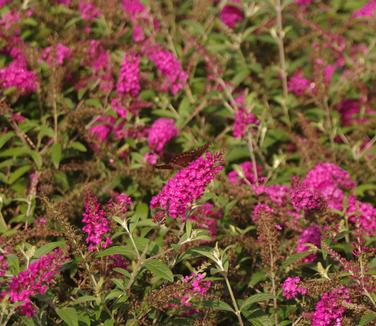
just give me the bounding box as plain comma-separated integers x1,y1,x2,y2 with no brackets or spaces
155,143,210,170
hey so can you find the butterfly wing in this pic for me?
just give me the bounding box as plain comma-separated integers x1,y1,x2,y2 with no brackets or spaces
170,143,209,168
155,143,209,169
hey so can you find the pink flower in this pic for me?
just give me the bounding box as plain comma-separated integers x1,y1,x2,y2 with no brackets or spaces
89,115,115,142
0,62,38,94
228,161,263,185
148,118,178,153
108,255,129,270
117,52,141,97
296,224,321,263
252,204,274,222
0,0,12,8
353,0,376,18
41,43,72,66
189,203,222,240
232,94,259,138
312,287,350,326
11,112,25,123
346,196,376,236
82,194,112,252
288,71,314,96
220,0,244,28
291,178,324,212
83,40,114,92
0,9,21,31
150,152,223,219
7,249,66,316
132,26,145,42
145,45,188,95
79,0,100,20
282,277,307,299
336,99,375,127
302,163,356,211
294,0,313,6
111,98,128,118
254,185,290,206
0,255,8,277
144,152,159,165
106,193,132,215
122,0,146,17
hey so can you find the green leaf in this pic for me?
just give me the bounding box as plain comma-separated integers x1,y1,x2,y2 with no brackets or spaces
359,311,376,326
0,132,15,150
201,300,234,312
8,165,31,184
33,241,65,258
240,293,274,312
56,307,79,326
143,259,174,282
248,270,268,287
50,143,62,169
69,141,87,152
97,246,136,260
282,251,313,267
248,315,273,326
192,247,216,262
29,150,43,169
71,296,97,305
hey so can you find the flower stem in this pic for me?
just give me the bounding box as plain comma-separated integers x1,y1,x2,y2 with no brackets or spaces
224,273,244,326
274,0,290,127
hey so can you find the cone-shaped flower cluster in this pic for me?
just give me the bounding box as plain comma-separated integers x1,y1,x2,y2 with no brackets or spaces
150,152,223,219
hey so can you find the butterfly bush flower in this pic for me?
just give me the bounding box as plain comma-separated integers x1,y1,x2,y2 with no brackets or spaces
144,152,159,165
346,196,376,236
145,45,188,95
108,254,129,270
296,224,321,262
228,161,263,185
295,0,313,6
41,43,72,66
55,0,71,5
312,287,351,326
0,254,8,277
89,115,116,142
353,0,376,18
150,152,224,219
111,98,128,118
148,118,178,153
179,273,211,307
79,0,100,20
0,9,22,31
336,99,375,127
220,0,244,28
291,178,324,212
0,0,12,8
106,193,132,216
122,0,146,17
252,204,274,222
282,277,307,299
117,52,141,97
132,25,145,42
232,94,259,138
0,62,38,94
189,203,222,240
83,40,113,92
302,163,356,211
254,184,290,206
288,71,315,96
82,194,112,252
7,249,66,316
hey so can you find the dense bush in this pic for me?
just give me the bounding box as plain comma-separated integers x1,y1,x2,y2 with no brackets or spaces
0,0,375,325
